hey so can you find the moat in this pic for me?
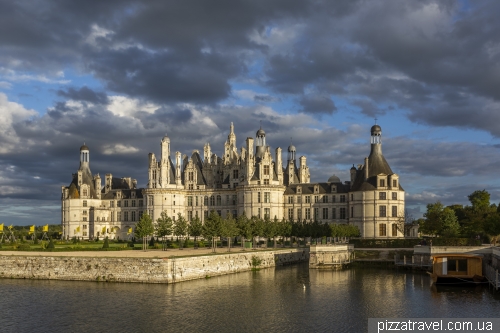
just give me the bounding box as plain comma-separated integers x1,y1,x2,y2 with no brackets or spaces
1,264,499,332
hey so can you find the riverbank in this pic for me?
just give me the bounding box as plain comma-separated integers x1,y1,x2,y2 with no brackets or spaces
0,248,308,284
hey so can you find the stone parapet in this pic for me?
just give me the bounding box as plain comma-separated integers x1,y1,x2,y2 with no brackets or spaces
0,249,308,284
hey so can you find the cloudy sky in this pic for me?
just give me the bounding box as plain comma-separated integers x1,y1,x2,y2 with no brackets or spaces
1,0,500,225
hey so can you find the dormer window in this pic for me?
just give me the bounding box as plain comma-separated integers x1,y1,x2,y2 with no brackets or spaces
331,185,336,192
297,186,302,194
314,185,319,193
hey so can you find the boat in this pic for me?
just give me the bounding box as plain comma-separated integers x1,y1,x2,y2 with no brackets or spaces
428,254,485,285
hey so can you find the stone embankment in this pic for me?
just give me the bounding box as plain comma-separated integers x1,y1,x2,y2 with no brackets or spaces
309,244,353,268
0,248,308,284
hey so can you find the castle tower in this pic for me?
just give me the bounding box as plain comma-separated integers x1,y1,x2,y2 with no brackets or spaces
79,143,90,169
160,135,170,187
255,126,266,160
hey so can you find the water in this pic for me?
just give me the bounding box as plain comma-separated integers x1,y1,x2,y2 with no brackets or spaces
0,264,499,332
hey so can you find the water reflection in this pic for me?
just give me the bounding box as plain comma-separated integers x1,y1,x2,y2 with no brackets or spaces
0,264,499,333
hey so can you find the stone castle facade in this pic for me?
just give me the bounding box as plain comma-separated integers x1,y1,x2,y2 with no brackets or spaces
61,123,405,239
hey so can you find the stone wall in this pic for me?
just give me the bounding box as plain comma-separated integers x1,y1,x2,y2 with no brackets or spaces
309,244,353,268
0,249,308,284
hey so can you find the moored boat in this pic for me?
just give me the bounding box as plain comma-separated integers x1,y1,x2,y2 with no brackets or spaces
428,254,484,285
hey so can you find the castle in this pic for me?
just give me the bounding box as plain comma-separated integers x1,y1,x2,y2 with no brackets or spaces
61,123,405,239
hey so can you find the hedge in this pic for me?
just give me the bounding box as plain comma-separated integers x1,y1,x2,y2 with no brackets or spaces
349,238,482,248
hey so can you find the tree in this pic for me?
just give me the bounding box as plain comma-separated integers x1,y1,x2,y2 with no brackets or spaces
135,213,154,251
461,190,496,237
250,216,264,248
420,202,460,237
102,236,109,249
173,213,188,249
483,213,500,245
203,211,222,252
281,219,292,247
395,209,416,236
220,214,239,251
237,213,252,249
263,217,278,248
188,216,203,246
156,211,173,251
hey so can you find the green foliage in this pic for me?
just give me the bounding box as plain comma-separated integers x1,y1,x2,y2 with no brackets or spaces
149,236,155,247
18,244,31,250
102,237,109,249
236,213,252,240
421,202,460,237
173,213,188,238
188,216,203,241
349,238,481,248
128,241,135,248
330,224,360,238
156,211,173,238
47,239,55,249
251,255,262,268
135,213,155,239
483,213,500,244
202,210,222,241
33,237,39,245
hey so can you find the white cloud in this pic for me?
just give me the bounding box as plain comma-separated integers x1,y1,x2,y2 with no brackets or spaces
102,144,140,155
0,67,70,84
0,81,12,89
107,95,160,117
0,93,38,153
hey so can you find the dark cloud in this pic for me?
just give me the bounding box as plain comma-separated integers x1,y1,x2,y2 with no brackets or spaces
57,87,109,105
299,94,337,114
254,95,281,103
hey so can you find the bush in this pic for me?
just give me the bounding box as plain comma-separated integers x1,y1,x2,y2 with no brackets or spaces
251,255,262,268
47,239,55,249
33,237,39,245
18,244,31,250
149,237,155,247
128,241,135,248
102,237,110,249
95,237,100,242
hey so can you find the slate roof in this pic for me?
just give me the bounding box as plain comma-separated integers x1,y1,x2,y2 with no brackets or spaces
284,182,349,195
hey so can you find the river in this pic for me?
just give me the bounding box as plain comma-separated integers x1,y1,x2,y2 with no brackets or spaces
0,264,499,332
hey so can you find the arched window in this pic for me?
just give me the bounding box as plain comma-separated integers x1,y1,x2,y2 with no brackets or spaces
216,195,221,206
204,196,208,206
210,196,215,206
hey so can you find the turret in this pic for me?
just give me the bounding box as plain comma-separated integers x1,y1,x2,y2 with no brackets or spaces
94,174,101,199
105,173,112,194
350,164,357,188
204,143,211,164
255,127,266,159
364,157,369,181
275,147,283,184
79,143,90,170
175,151,182,185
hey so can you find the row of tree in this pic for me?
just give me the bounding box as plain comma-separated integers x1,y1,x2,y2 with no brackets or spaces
419,190,500,243
134,211,361,250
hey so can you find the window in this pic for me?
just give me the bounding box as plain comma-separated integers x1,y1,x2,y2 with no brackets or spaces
392,224,398,237
332,195,336,203
340,208,346,219
188,184,194,190
139,200,143,207
96,217,100,222
124,200,129,207
288,208,294,220
226,195,230,205
379,192,386,200
264,208,270,219
204,196,208,206
83,232,87,236
188,211,193,221
83,200,87,207
233,183,238,188
83,217,87,222
263,179,269,185
392,206,398,217
233,170,238,179
314,208,319,220
305,208,311,220
196,196,199,206
132,211,136,222
111,212,114,222
216,195,222,206
393,180,397,188
297,196,302,204
322,208,328,219
264,192,270,203
332,208,336,219
351,207,354,218
314,196,319,203
124,211,129,222
297,187,302,194
257,192,261,203
305,196,311,204
83,210,87,215
322,196,328,203
117,201,121,207
297,208,302,220
148,196,154,206
110,201,114,208
380,179,385,187
232,210,237,217
340,195,346,203
83,189,88,197
188,196,193,206
204,211,209,218
379,205,387,217
391,192,398,200
132,200,136,207
288,196,293,204
188,172,194,181
232,195,237,205
379,224,387,236
139,211,143,219
83,225,87,230
258,208,261,218
210,196,215,206
264,165,270,175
